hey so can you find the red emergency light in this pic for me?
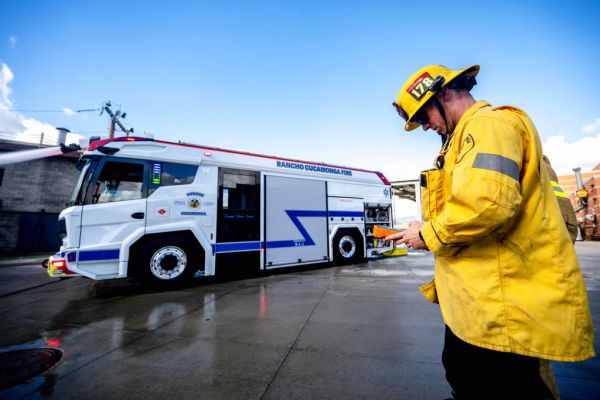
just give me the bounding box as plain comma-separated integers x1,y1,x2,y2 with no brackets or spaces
376,172,391,185
49,258,76,276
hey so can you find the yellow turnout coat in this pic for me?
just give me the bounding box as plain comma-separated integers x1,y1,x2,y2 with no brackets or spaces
419,101,595,362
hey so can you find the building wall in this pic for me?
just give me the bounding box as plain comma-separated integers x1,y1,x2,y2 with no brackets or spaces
0,214,19,252
575,175,599,240
0,156,79,213
557,163,600,241
557,165,600,194
0,147,80,254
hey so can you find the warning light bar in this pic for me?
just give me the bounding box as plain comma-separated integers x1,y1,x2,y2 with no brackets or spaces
88,137,154,151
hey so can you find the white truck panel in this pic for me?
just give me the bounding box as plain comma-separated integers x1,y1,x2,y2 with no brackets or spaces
146,166,218,240
328,181,391,203
75,198,146,278
328,196,364,213
59,206,81,249
265,176,328,267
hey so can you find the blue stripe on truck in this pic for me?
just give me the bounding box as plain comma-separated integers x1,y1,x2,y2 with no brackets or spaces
74,211,365,258
78,249,120,261
213,210,364,253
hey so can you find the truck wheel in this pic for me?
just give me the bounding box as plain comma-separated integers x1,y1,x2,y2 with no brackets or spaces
137,237,199,286
333,230,363,265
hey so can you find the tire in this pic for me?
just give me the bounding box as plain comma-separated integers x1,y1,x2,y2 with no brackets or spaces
136,237,200,286
333,229,364,265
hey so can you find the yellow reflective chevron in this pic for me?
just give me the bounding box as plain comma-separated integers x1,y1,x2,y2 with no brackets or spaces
550,180,569,198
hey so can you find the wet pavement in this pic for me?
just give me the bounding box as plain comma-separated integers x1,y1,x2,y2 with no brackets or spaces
0,243,599,399
0,260,53,297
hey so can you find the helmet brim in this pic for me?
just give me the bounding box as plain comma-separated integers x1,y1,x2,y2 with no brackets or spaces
402,64,480,132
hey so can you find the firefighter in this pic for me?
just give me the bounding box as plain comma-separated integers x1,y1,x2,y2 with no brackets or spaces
387,64,594,399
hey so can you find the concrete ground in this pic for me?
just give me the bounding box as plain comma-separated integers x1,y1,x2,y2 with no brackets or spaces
0,243,598,399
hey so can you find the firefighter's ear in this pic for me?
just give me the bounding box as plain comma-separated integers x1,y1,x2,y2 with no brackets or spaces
438,87,452,102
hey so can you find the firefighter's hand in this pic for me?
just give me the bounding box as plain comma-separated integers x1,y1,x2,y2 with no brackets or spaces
384,221,428,250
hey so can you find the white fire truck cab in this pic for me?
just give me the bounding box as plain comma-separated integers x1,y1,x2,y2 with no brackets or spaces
48,137,393,286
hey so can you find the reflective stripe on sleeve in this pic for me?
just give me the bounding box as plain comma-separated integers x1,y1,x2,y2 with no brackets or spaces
551,180,569,198
472,153,519,181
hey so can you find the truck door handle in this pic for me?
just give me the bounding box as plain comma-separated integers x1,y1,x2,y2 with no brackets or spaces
131,212,145,219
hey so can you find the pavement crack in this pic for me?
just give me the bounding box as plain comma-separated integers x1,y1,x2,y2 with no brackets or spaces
0,280,60,299
259,275,334,399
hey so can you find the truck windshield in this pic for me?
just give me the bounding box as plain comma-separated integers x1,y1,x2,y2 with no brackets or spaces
67,158,93,207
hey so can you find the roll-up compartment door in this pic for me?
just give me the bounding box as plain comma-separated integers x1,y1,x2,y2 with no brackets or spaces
265,176,328,267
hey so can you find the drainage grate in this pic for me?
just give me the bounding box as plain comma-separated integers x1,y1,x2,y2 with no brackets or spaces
0,348,63,391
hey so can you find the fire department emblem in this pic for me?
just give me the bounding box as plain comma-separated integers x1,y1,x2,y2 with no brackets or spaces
188,197,201,209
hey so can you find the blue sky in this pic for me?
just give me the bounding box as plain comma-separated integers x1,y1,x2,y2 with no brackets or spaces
1,0,599,179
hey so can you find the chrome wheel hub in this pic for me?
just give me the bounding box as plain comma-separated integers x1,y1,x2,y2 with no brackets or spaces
150,246,187,280
338,235,356,258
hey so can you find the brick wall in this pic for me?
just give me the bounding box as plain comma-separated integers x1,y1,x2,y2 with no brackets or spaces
557,164,600,241
575,175,600,240
0,150,80,254
0,214,19,252
0,155,79,213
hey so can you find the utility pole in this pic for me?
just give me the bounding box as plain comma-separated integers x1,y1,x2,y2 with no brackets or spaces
108,115,115,138
101,101,133,138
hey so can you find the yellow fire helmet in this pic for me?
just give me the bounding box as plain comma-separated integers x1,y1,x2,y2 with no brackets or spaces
393,64,480,131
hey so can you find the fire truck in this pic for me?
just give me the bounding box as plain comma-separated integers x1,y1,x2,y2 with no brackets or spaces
47,136,393,286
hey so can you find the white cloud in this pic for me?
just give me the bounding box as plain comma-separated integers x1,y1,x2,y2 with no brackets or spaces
581,118,600,135
543,128,600,175
0,63,82,146
62,107,76,116
372,116,599,179
1,64,13,107
9,36,17,48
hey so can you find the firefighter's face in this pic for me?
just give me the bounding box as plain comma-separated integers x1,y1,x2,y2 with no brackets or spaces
418,101,447,135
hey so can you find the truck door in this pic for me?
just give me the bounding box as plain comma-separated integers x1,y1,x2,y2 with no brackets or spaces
215,168,261,275
76,157,148,279
265,176,328,267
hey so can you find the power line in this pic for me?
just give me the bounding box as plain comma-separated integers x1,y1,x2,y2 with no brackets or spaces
0,108,101,113
1,101,134,138
76,108,102,113
0,109,63,112
0,130,105,134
